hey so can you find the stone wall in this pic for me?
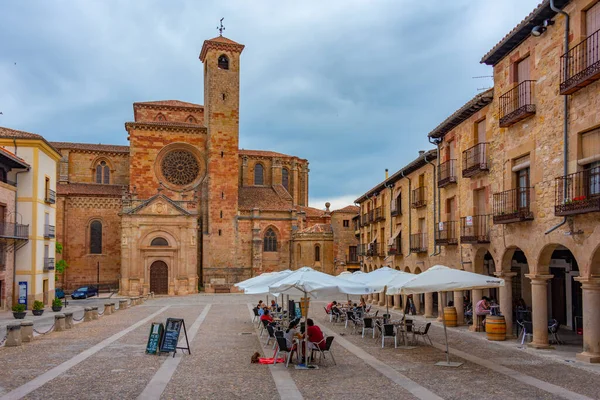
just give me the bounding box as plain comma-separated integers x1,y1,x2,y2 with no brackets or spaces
0,183,17,310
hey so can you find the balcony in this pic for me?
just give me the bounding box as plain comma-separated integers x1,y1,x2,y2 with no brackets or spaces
358,244,367,256
366,242,379,257
361,214,368,227
411,187,427,208
346,254,360,265
438,160,457,188
388,239,402,255
0,222,29,239
44,257,55,271
368,210,374,224
391,198,401,216
435,221,458,245
560,29,600,95
499,80,536,128
409,233,427,253
460,215,491,244
462,143,489,177
374,207,385,222
45,189,56,204
44,224,55,239
555,169,600,216
493,187,534,224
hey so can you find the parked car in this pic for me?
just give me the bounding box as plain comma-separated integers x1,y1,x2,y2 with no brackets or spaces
55,288,65,299
71,286,99,299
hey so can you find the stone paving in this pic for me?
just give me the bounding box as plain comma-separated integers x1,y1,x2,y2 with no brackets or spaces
0,294,598,400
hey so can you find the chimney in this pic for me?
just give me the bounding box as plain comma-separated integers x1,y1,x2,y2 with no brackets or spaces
418,150,425,156
385,168,389,179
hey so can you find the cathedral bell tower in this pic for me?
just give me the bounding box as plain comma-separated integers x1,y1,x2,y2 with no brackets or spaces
199,35,244,283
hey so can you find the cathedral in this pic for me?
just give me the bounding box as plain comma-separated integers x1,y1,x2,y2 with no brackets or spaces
53,35,359,295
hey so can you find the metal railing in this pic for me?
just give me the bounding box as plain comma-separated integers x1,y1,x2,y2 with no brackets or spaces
391,197,401,216
555,168,600,216
411,186,426,208
368,210,374,223
409,233,427,253
44,257,55,271
435,221,458,245
493,187,534,224
462,143,488,177
0,222,29,239
45,189,56,204
374,207,385,222
460,215,491,243
438,160,457,187
366,242,380,257
346,253,360,264
560,29,600,95
499,80,536,127
361,214,368,226
358,244,367,256
388,235,402,255
44,224,55,238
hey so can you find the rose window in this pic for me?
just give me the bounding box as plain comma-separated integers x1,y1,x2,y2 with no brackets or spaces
161,150,200,186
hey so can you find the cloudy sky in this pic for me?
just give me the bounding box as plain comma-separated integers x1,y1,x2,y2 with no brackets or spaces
0,0,540,209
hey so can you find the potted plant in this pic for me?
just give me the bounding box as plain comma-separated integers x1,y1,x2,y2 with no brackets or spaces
12,304,27,319
52,298,63,312
32,300,45,316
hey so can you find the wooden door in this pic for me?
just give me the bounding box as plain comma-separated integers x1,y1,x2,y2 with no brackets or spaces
150,261,169,295
550,268,567,326
477,119,486,144
517,57,531,108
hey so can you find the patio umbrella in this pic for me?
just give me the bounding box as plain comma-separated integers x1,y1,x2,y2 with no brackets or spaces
386,265,504,367
242,270,293,295
269,267,373,366
348,267,415,314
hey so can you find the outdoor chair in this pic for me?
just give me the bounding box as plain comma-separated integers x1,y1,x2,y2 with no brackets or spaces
381,324,397,348
309,336,336,366
548,319,564,345
252,307,260,323
344,311,356,329
265,324,278,348
260,319,270,337
517,320,533,346
324,307,333,323
273,335,297,367
383,313,391,323
365,305,372,313
413,323,432,346
362,317,375,338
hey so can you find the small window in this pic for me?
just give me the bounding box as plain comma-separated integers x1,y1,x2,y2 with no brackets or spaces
95,161,110,184
150,237,169,246
282,168,289,190
343,220,350,228
218,54,229,70
186,115,197,123
315,245,321,262
254,164,264,186
264,228,277,252
90,220,102,254
155,113,166,122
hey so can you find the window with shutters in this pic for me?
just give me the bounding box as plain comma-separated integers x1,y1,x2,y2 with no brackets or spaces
90,220,102,254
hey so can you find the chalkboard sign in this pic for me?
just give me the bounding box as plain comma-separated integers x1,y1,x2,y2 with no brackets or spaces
159,318,191,357
146,322,164,355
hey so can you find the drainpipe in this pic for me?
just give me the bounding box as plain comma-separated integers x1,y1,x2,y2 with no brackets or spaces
400,170,412,257
546,0,570,235
423,151,440,257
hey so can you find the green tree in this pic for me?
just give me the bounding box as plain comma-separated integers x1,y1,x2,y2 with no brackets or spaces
55,242,68,280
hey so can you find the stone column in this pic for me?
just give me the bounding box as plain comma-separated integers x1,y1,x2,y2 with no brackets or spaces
453,291,464,325
402,295,408,314
393,294,402,310
20,321,34,342
63,311,74,329
413,294,421,315
54,314,66,332
379,288,387,306
104,304,112,315
437,292,444,321
372,293,379,304
526,274,553,349
84,307,93,322
469,289,483,332
424,292,434,318
367,293,373,303
576,279,600,363
5,324,22,347
496,271,517,338
386,295,393,310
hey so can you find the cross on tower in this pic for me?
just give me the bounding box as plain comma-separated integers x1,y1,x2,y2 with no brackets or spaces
217,18,225,36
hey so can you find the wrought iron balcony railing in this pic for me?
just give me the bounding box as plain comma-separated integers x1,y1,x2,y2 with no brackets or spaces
438,159,457,188
44,257,55,271
366,242,379,257
409,233,427,253
411,186,426,208
555,169,600,216
44,224,55,239
499,80,536,127
435,221,458,245
368,210,374,223
358,244,367,256
374,207,385,222
361,214,368,227
462,143,489,177
493,187,534,224
388,235,402,256
45,189,56,204
460,215,491,243
0,222,29,239
560,29,600,95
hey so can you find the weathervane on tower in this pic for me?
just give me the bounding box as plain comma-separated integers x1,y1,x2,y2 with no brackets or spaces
217,18,225,36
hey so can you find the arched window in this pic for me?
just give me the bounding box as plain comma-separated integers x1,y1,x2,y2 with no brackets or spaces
186,115,196,124
315,245,321,262
254,164,264,185
218,54,229,70
282,168,289,191
263,228,277,252
90,220,102,254
155,113,166,121
151,237,169,246
95,161,110,184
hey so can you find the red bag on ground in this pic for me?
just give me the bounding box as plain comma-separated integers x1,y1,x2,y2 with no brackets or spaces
258,357,286,364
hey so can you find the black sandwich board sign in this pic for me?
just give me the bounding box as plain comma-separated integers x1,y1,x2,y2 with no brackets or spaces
146,322,164,355
159,318,191,357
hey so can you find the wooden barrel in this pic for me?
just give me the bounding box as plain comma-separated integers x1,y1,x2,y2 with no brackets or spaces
486,315,506,341
300,297,310,317
443,307,457,327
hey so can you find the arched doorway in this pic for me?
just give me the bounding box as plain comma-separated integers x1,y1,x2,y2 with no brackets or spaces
150,261,169,295
548,246,582,331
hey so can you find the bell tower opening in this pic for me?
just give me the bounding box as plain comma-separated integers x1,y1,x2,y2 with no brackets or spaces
218,54,229,70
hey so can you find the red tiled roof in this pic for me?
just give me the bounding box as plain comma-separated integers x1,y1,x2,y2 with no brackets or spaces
200,36,245,61
297,206,327,218
57,183,125,196
297,223,333,234
238,186,293,211
0,146,29,168
134,100,203,108
206,36,243,45
50,142,130,153
0,126,61,156
272,184,292,201
240,149,295,158
332,205,359,214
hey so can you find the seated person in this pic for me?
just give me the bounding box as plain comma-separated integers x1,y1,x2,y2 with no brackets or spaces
359,298,367,310
260,309,274,324
346,300,353,309
306,319,327,351
475,296,491,326
284,320,301,350
270,299,278,311
257,300,263,309
325,300,336,313
258,305,266,317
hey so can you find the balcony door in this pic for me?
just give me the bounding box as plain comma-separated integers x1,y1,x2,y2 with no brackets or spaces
477,119,487,166
587,2,600,66
588,161,600,196
517,57,531,108
517,167,530,209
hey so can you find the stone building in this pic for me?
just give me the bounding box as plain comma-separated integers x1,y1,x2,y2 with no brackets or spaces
357,0,600,363
52,34,357,295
